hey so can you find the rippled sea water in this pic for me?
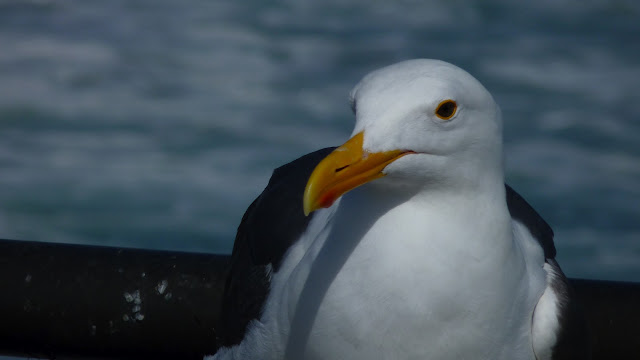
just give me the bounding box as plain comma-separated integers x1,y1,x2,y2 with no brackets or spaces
0,0,639,282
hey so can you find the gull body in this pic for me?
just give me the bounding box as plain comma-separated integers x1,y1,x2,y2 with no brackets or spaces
211,60,589,360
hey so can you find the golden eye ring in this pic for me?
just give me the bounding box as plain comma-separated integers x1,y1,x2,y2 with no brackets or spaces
435,100,457,120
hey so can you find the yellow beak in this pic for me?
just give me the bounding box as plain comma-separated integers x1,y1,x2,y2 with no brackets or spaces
303,132,413,216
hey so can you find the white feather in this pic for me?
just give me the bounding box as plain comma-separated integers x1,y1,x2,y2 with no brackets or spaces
532,261,564,360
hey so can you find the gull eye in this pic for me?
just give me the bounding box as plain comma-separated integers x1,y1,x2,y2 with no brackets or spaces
435,100,457,120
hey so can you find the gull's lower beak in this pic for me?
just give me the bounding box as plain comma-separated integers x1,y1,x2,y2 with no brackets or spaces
303,132,413,216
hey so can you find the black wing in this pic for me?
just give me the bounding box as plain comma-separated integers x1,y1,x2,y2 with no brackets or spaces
505,184,556,259
218,147,336,346
505,185,591,359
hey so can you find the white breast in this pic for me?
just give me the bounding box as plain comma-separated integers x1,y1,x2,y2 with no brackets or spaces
212,186,548,360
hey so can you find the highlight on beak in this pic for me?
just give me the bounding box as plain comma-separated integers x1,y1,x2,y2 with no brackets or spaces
302,132,413,216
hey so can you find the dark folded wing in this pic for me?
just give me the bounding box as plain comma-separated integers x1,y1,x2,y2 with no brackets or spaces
505,184,556,260
219,147,335,346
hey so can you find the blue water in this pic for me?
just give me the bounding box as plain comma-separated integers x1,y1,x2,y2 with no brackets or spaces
0,0,638,282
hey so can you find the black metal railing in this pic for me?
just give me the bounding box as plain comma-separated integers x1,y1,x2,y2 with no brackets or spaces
1,238,639,359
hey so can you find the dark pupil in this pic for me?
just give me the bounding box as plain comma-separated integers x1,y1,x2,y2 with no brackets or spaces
437,101,456,118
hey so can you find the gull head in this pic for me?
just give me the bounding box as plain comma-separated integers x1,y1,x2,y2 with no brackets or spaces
304,59,504,215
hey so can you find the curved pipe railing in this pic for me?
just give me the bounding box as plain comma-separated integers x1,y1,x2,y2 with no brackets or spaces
0,238,638,359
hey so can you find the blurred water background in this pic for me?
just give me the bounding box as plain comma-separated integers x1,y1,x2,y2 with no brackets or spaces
0,0,638,282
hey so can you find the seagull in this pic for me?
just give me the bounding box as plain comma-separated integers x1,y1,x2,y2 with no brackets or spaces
209,59,590,360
